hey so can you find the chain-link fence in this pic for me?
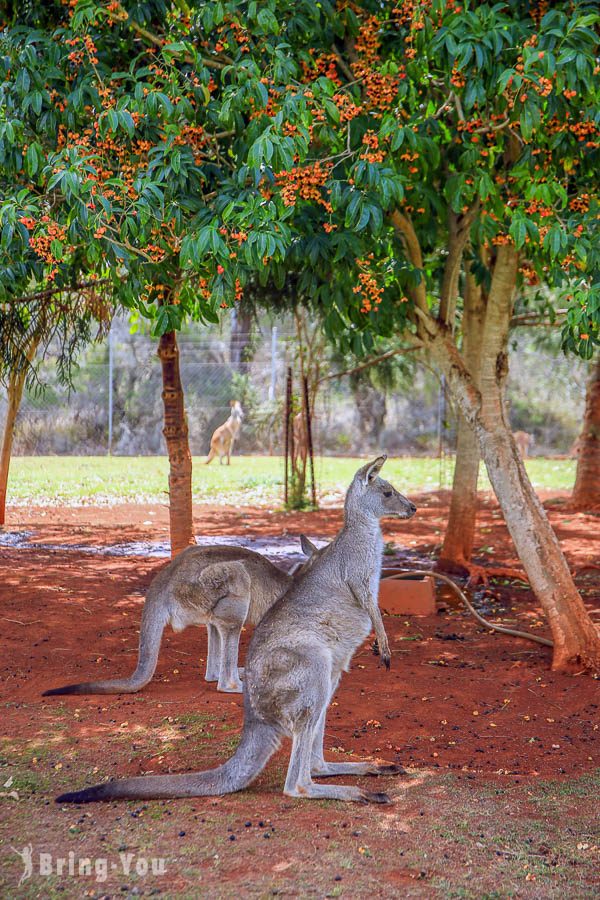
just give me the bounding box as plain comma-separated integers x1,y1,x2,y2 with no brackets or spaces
1,318,590,459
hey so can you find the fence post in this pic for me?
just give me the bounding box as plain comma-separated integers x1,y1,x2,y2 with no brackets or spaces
303,374,317,508
107,323,114,455
269,326,278,402
284,367,293,505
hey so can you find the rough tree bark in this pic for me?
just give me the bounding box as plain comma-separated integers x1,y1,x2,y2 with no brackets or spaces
0,335,41,525
572,355,600,511
428,246,600,672
439,265,485,568
157,330,195,556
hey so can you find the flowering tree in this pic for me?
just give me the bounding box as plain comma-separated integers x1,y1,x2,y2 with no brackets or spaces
0,289,110,523
2,0,599,667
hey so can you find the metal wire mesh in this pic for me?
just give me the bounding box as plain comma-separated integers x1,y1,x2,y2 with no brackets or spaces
0,321,589,465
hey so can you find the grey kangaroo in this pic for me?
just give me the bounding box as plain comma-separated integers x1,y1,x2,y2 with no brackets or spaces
57,456,417,805
43,542,318,697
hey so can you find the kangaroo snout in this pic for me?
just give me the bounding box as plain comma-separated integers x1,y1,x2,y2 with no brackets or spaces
399,500,417,519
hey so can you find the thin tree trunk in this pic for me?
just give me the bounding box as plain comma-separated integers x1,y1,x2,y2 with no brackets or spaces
572,355,600,510
230,304,253,373
428,246,600,672
157,330,195,556
440,416,481,567
0,336,40,525
440,266,485,567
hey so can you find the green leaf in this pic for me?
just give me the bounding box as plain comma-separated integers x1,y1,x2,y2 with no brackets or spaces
356,205,370,232
107,109,119,133
25,143,39,176
509,217,526,250
162,42,188,56
257,8,280,32
391,128,405,152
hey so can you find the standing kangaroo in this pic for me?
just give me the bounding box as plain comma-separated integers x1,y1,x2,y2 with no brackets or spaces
205,400,243,465
43,542,319,697
513,430,533,458
57,456,417,805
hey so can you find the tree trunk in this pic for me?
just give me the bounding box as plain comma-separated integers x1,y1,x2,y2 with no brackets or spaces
439,415,481,567
230,304,253,373
572,355,600,511
157,331,195,557
352,380,387,450
0,336,40,525
428,246,600,672
439,266,485,567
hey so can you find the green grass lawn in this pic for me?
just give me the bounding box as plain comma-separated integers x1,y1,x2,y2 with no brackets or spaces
6,455,576,506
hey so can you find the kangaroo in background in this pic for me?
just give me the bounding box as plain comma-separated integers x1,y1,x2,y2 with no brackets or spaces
513,430,534,458
43,541,320,697
206,400,243,465
57,456,417,805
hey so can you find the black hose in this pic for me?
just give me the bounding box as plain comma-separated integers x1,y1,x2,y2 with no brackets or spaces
384,570,553,648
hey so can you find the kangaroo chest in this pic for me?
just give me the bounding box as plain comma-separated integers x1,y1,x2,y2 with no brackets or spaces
316,604,372,674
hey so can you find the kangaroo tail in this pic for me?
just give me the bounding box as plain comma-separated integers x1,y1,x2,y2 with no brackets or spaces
56,718,280,803
205,446,215,465
42,597,169,696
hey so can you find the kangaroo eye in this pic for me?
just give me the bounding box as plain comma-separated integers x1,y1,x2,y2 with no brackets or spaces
383,491,392,498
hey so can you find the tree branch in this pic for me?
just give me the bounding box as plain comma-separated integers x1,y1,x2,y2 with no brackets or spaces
114,2,229,70
4,279,114,305
389,209,429,319
439,201,479,329
317,342,422,386
334,51,355,84
510,309,567,326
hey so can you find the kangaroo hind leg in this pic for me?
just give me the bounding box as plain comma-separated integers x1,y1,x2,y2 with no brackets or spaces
205,624,222,682
309,682,405,779
199,561,251,693
281,667,391,804
285,720,391,804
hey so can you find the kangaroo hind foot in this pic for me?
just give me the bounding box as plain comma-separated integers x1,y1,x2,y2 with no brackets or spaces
283,721,393,805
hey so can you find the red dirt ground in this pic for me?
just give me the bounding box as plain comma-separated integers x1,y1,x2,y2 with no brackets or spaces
1,492,599,897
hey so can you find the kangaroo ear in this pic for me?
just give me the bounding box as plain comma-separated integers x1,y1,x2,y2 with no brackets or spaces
300,534,318,557
359,454,387,486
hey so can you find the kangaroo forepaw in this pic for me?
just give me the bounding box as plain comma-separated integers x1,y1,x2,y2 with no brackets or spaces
361,790,392,804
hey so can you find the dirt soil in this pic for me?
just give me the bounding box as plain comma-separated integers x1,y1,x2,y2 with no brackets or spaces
1,492,599,898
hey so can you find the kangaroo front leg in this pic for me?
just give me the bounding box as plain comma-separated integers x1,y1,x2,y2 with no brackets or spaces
205,624,222,682
348,580,391,668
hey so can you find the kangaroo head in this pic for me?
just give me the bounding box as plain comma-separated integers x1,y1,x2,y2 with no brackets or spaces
346,455,416,521
230,400,244,420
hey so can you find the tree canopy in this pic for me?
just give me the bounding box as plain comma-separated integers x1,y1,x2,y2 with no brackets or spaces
1,0,598,354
